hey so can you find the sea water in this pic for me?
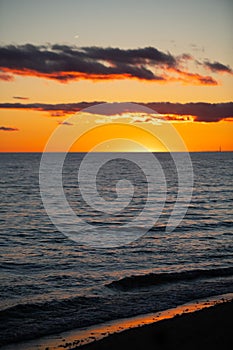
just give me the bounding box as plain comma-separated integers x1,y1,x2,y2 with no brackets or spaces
0,152,232,345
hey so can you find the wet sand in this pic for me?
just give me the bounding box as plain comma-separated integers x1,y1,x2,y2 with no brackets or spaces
80,300,233,350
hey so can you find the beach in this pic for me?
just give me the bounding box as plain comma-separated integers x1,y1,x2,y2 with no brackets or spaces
1,295,232,350
81,300,233,350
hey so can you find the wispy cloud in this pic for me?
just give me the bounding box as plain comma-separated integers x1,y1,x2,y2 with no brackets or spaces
57,121,73,126
0,101,232,122
13,96,29,100
0,102,100,116
0,44,231,85
204,60,233,74
0,126,19,131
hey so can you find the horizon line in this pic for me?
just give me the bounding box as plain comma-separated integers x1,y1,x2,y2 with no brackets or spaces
0,150,232,154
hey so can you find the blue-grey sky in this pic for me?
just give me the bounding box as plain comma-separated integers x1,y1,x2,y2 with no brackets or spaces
1,0,232,63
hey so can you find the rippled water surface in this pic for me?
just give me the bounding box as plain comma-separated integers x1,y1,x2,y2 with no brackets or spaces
0,152,232,345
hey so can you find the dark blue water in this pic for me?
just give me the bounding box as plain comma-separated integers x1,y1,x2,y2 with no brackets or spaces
0,152,232,345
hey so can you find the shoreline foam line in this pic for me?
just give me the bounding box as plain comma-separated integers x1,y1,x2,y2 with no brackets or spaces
1,293,233,350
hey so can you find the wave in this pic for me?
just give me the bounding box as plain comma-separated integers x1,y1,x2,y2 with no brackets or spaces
0,295,100,314
1,273,233,346
0,295,102,346
106,266,233,290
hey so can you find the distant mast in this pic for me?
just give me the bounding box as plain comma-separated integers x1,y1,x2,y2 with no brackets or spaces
219,145,221,152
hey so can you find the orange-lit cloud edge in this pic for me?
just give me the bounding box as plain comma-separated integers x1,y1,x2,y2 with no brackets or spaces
0,67,219,86
1,44,232,85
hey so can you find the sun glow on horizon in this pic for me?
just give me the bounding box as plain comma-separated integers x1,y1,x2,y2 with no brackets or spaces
67,122,169,153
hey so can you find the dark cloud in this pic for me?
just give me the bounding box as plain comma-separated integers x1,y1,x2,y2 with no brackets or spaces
0,101,232,123
81,46,176,66
0,126,19,131
204,61,233,74
13,96,29,100
0,102,102,116
144,102,233,122
0,44,225,85
0,44,171,82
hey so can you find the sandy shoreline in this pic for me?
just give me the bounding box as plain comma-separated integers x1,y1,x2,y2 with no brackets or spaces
81,298,233,350
1,293,232,350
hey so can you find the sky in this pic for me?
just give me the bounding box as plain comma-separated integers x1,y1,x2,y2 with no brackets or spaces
0,0,232,152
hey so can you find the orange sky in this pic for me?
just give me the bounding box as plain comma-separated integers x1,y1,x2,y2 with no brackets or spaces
0,107,232,152
1,1,232,152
